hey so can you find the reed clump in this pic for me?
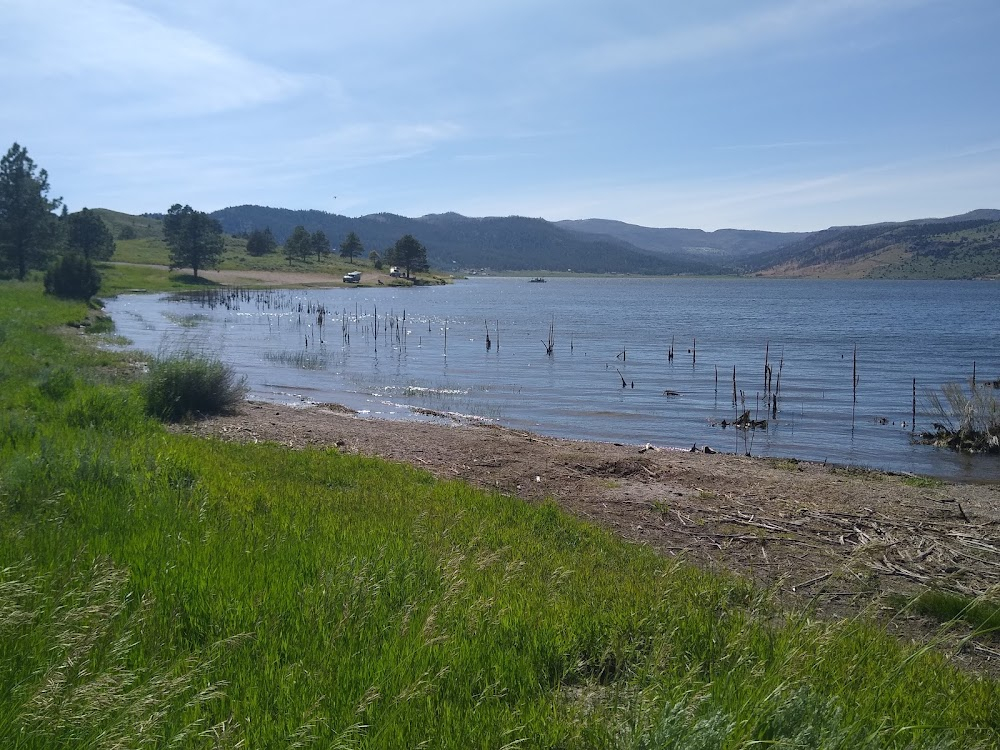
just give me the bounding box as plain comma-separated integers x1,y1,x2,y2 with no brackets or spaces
144,351,248,421
922,380,1000,453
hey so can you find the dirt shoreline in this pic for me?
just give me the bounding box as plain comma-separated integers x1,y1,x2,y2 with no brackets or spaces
173,400,1000,670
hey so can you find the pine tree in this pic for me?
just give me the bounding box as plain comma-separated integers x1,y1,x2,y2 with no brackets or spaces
312,230,331,261
339,231,363,263
389,234,429,279
67,208,115,261
246,227,277,256
284,226,312,264
163,204,224,278
0,143,62,279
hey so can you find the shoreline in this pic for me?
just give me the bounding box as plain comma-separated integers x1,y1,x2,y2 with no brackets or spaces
106,275,1000,483
174,399,1000,670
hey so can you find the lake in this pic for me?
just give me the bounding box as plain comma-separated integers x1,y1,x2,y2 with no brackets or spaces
104,277,1000,481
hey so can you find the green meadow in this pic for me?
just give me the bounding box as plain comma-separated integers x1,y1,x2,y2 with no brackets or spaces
109,228,389,278
1,281,998,748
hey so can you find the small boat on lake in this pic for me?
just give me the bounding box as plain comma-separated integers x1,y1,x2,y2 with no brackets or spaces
529,277,546,283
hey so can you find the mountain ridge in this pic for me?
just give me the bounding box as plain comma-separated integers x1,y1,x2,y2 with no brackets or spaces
112,205,1000,279
209,205,719,275
555,218,808,259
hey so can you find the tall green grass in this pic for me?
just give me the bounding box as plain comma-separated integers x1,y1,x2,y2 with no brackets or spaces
892,590,1000,637
144,352,248,421
1,280,999,748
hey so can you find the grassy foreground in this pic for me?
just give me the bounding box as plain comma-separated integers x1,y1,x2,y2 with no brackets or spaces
1,282,998,748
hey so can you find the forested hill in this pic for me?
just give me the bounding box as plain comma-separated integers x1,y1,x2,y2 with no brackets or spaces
556,218,806,260
209,206,719,275
124,204,1000,278
746,210,1000,279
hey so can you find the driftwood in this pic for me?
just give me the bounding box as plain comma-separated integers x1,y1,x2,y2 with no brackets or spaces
919,425,1000,454
716,410,768,430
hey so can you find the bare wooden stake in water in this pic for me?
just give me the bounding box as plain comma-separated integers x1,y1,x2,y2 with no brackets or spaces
853,344,858,403
912,377,916,433
748,391,761,456
773,351,784,420
692,338,697,365
973,360,977,388
616,367,627,388
852,344,859,427
764,341,770,393
485,320,491,351
732,365,737,406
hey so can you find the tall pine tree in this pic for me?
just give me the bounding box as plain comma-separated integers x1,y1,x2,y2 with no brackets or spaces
163,204,224,278
0,143,62,279
339,231,363,264
67,208,115,261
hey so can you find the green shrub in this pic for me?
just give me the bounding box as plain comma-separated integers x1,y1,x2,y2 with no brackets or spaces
43,253,101,299
144,352,248,422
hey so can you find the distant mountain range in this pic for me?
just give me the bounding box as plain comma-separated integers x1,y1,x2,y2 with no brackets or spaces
208,205,715,275
555,219,808,260
120,204,1000,279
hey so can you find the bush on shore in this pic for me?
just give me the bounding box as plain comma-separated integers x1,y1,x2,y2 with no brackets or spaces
144,352,247,421
43,253,101,299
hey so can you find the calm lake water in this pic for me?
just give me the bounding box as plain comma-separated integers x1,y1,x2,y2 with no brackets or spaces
105,277,1000,481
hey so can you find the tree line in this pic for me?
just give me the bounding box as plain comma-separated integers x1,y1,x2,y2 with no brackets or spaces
0,143,115,295
159,212,430,280
0,141,433,295
241,224,429,278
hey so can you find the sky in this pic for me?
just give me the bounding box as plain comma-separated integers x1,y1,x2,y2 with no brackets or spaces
2,0,999,232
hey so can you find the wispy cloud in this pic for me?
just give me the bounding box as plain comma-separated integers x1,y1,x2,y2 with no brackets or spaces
579,0,934,73
58,118,466,212
714,140,849,151
453,151,540,163
292,121,464,169
0,0,311,117
441,145,1000,231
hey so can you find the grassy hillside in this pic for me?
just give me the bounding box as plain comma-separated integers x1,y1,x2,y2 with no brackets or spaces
104,214,394,288
751,217,1000,279
1,281,999,747
93,208,165,240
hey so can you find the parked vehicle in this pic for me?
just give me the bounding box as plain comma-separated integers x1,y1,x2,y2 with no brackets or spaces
389,266,402,278
343,271,362,283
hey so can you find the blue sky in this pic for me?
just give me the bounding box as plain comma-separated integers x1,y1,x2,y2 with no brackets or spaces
2,0,998,231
